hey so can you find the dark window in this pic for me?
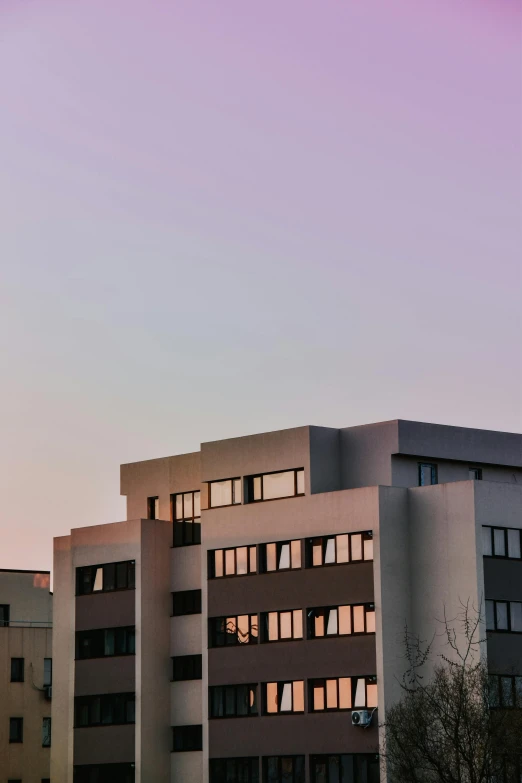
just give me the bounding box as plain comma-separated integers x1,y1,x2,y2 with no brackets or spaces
261,610,303,642
172,654,202,681
76,627,136,659
42,717,51,747
209,545,257,578
44,658,52,686
10,658,24,683
310,755,380,783
259,540,302,572
9,717,23,743
309,677,377,711
308,604,375,638
209,478,242,508
172,490,201,547
172,724,203,752
210,684,258,718
73,764,135,783
209,615,259,647
489,674,522,708
0,604,10,627
42,780,51,783
483,526,522,559
8,780,22,783
74,693,135,728
245,469,305,503
210,758,259,783
306,532,373,567
172,589,202,616
76,561,135,596
469,467,483,480
263,756,305,782
418,462,438,486
263,681,304,714
486,600,522,633
147,496,159,519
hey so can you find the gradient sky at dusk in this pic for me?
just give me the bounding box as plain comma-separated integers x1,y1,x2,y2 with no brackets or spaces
1,0,520,573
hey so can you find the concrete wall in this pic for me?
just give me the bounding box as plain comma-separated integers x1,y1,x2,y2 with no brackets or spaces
0,569,52,624
121,451,201,521
340,421,397,489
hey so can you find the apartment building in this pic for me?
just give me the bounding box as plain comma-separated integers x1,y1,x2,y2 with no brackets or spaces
0,569,53,783
51,419,522,783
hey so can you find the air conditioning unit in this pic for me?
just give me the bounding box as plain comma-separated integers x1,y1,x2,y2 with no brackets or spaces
351,709,371,727
44,686,52,700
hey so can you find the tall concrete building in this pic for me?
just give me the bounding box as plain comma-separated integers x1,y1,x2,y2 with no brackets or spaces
51,420,522,783
0,569,53,783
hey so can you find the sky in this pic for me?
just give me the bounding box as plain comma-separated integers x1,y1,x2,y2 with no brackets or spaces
0,0,520,574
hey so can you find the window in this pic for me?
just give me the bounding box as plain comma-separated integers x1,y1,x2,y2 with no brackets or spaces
209,545,257,578
209,615,258,647
245,469,305,503
307,604,375,638
76,627,135,659
259,540,301,572
210,758,259,783
0,604,10,627
42,717,52,747
309,676,377,711
261,610,303,642
306,532,373,567
310,755,380,783
483,526,522,559
73,764,136,783
172,724,203,752
486,600,522,633
263,756,305,782
419,463,438,486
172,490,201,546
9,717,23,743
209,478,242,508
172,654,202,681
10,658,24,683
489,674,522,708
44,658,52,686
76,561,135,595
75,693,136,728
469,467,483,480
209,684,258,718
147,496,160,519
172,589,202,616
263,681,304,714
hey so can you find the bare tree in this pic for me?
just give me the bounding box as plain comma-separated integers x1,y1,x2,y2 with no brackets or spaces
381,601,522,783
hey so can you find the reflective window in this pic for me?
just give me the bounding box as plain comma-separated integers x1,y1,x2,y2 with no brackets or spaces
42,717,52,748
209,758,259,783
264,681,304,714
310,755,380,783
43,658,52,687
172,654,202,681
73,763,135,783
76,561,135,596
209,478,242,508
307,604,375,639
306,532,373,567
147,496,160,520
486,600,522,633
76,627,135,660
172,590,201,616
309,677,377,711
261,610,303,642
172,490,201,547
260,539,302,572
483,526,522,559
210,546,257,578
209,684,258,718
418,463,438,486
172,724,203,752
263,756,305,783
246,469,305,503
75,693,135,727
489,674,522,708
209,615,258,647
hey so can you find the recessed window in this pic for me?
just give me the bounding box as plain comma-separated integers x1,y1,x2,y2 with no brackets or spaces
172,724,202,752
259,540,302,572
418,463,438,486
147,496,160,520
10,658,24,683
310,755,380,783
486,600,522,633
306,532,373,567
489,674,522,708
76,627,135,660
73,764,136,783
209,615,258,647
0,604,10,627
209,478,242,508
210,758,259,783
209,684,258,718
42,717,52,747
75,693,135,728
44,658,53,686
264,681,304,714
263,756,305,782
172,589,202,616
209,545,257,578
469,467,482,480
9,717,23,743
172,490,201,547
245,469,305,503
172,654,202,681
307,604,375,638
76,561,135,596
482,526,521,559
309,676,377,711
261,610,303,642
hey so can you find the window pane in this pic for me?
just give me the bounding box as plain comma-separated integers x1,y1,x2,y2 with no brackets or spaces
339,678,351,709
175,495,183,520
93,567,103,592
236,547,248,575
262,471,295,500
353,605,365,633
507,529,521,559
237,615,250,644
493,529,506,557
268,613,279,641
486,600,495,630
366,609,376,633
214,551,224,578
482,527,492,556
496,602,509,630
354,678,366,707
338,606,352,635
193,491,201,517
250,615,258,640
312,541,323,566
225,686,236,716
489,675,500,707
211,480,232,507
225,549,235,576
293,610,303,639
326,679,338,709
104,630,115,656
233,478,242,504
501,677,514,707
266,682,278,713
296,469,305,495
313,684,325,711
515,676,522,708
326,609,338,635
249,547,257,573
314,612,325,637
280,612,292,639
291,540,301,569
351,534,362,561
183,493,193,518
103,563,116,591
266,543,277,572
116,562,127,589
510,602,522,632
364,535,374,561
336,535,349,563
293,681,304,712
367,682,378,707
324,538,335,564
43,658,52,686
279,544,290,570
280,683,292,711
253,476,262,501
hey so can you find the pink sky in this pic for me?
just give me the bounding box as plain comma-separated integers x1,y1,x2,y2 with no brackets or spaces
0,0,520,573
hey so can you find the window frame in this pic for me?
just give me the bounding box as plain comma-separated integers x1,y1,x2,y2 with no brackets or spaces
261,609,304,643
263,680,305,716
172,589,202,617
76,561,136,596
76,627,136,660
259,539,302,573
418,462,438,486
308,676,377,712
310,754,380,783
9,717,23,743
483,526,522,560
486,599,522,633
245,468,305,504
489,673,522,708
209,545,258,579
74,693,136,728
171,490,201,547
171,724,203,752
208,478,242,509
42,716,52,748
263,756,305,783
208,615,259,648
0,604,10,627
305,532,373,568
43,657,53,686
172,654,202,682
307,603,376,639
469,467,483,480
147,496,160,520
209,683,258,719
10,657,24,683
209,757,260,783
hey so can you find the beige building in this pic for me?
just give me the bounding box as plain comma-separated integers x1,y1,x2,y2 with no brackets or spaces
51,420,522,783
0,569,53,783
